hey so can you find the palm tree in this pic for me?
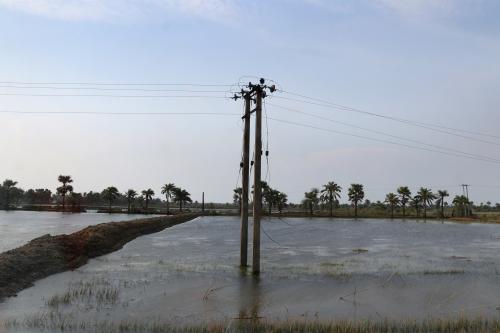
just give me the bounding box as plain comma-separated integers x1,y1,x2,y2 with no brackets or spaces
397,186,411,217
453,195,469,217
417,188,437,219
320,181,342,217
161,183,176,215
303,188,319,215
101,186,119,213
348,184,365,218
125,189,137,214
436,190,449,219
275,191,288,215
173,187,192,212
2,179,18,210
411,195,422,217
141,188,155,212
57,175,73,211
233,187,243,212
385,193,400,219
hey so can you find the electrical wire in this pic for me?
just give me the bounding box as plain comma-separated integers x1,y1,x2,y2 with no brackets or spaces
266,116,500,165
0,85,228,93
0,110,240,116
0,81,233,87
261,223,281,246
275,93,500,146
267,102,500,163
278,89,500,141
0,93,229,99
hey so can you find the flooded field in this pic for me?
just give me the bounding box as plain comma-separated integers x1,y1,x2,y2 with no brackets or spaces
1,216,499,332
0,211,148,252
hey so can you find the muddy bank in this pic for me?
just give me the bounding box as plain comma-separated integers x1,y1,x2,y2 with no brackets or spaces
0,214,199,301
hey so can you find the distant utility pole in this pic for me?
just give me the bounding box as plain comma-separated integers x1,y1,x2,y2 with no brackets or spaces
461,184,471,216
202,192,205,215
233,78,275,274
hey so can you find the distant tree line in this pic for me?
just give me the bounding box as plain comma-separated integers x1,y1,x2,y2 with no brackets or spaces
233,181,494,219
2,176,498,218
0,176,192,214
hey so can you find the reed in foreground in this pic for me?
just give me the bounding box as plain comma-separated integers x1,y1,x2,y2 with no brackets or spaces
4,313,500,333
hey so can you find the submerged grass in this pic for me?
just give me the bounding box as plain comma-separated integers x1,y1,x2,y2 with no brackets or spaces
46,278,119,308
4,313,500,333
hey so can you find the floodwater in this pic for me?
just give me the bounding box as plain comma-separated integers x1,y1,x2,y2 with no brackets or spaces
0,210,148,252
1,216,499,331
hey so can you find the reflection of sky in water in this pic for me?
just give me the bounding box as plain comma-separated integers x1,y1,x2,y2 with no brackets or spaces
1,216,500,328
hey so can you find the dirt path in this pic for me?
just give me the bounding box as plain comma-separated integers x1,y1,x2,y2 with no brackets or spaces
0,214,199,301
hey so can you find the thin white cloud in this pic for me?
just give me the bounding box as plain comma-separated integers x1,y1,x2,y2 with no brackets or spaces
0,0,238,22
301,0,478,19
375,0,457,17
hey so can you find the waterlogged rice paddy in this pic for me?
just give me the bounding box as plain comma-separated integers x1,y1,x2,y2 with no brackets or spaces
1,216,500,332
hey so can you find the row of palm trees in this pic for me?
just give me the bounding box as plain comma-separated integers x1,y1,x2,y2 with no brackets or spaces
160,183,192,214
58,176,192,213
233,181,288,214
300,183,472,219
304,182,365,217
99,185,192,214
384,187,471,218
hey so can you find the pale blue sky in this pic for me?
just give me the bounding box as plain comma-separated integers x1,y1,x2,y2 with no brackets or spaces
1,0,500,204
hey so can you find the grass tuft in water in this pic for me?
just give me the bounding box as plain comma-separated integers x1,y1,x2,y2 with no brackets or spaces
45,278,119,309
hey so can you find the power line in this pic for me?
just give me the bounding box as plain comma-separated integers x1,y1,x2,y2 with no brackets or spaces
0,93,229,99
0,85,228,93
267,102,500,163
0,110,240,116
0,81,233,87
275,92,500,146
266,116,500,165
278,89,500,140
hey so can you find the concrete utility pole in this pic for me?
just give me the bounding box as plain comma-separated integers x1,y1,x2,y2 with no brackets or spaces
461,184,471,216
240,94,251,268
252,87,263,274
233,78,275,274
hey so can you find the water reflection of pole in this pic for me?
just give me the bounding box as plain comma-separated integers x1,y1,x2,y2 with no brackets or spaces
237,273,262,323
250,275,261,320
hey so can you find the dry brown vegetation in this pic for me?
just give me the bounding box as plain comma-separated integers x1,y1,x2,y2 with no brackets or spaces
4,314,500,333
